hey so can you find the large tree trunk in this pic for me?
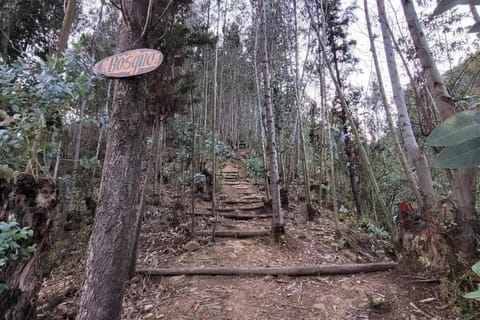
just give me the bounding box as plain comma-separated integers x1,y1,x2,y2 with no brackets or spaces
76,1,149,319
401,0,477,267
0,175,62,320
258,0,284,236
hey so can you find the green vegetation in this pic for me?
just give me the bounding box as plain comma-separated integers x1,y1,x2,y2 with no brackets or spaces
244,156,264,183
0,216,35,294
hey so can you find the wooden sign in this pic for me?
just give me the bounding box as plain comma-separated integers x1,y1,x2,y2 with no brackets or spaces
93,49,163,78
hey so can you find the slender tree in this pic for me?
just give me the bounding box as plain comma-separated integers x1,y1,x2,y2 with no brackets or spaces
258,0,284,236
211,0,221,236
364,0,423,207
376,0,436,210
292,0,313,219
307,3,396,239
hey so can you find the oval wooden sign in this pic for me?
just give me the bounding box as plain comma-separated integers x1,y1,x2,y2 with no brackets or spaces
93,49,163,78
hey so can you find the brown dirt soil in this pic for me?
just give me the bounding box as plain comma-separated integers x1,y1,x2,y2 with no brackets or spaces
38,159,461,319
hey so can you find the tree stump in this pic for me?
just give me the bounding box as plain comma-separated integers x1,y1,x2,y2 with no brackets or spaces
0,175,62,320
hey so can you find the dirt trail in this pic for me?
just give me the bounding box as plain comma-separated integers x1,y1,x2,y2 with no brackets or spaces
122,159,458,320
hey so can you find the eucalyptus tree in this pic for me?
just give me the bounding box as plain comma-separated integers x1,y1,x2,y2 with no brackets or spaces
306,1,396,240
258,0,284,236
317,0,364,218
401,0,477,264
77,0,163,318
292,0,314,219
210,0,221,234
363,0,423,208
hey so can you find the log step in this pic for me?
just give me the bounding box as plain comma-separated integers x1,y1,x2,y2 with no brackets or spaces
221,170,240,174
137,262,398,277
221,199,263,205
203,203,264,211
194,230,270,238
195,212,271,220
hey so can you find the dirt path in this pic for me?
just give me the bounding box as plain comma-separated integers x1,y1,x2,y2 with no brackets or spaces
122,159,458,320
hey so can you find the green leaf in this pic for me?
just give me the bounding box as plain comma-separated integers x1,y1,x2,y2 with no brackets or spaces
434,137,480,168
426,111,480,146
472,260,480,276
464,290,480,300
25,245,36,254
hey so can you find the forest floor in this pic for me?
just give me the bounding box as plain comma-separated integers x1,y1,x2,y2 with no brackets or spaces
37,157,460,320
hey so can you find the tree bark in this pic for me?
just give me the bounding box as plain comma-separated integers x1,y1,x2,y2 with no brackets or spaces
137,262,398,277
76,1,150,319
57,0,77,56
258,0,284,236
401,0,477,263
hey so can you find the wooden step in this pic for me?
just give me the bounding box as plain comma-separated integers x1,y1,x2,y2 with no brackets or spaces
203,203,264,211
223,181,249,185
195,211,271,220
221,199,263,205
194,230,270,238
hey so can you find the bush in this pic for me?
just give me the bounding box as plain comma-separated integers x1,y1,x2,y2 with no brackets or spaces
244,156,264,183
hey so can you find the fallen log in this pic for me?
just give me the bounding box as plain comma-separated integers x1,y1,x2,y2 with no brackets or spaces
194,230,270,238
195,211,271,219
137,262,398,277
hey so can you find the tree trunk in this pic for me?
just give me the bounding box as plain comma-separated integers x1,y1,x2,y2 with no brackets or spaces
365,0,426,208
76,1,149,318
293,0,312,219
57,0,77,56
210,0,221,239
258,0,284,236
253,8,270,200
401,0,477,265
128,124,156,279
